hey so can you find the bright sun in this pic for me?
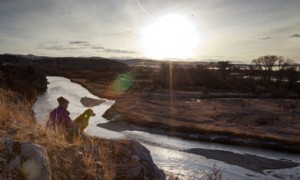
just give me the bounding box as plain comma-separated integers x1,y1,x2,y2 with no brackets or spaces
141,14,200,59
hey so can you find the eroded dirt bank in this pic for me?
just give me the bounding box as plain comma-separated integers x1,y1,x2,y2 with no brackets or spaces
102,90,300,152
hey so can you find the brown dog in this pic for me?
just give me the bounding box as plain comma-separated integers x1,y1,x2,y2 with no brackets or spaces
67,109,96,138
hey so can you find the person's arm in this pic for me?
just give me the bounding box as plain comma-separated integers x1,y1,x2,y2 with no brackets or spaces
65,115,73,128
46,109,56,128
60,109,73,129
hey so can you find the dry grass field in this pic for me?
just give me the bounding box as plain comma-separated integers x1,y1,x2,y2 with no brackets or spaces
0,89,162,179
105,91,300,149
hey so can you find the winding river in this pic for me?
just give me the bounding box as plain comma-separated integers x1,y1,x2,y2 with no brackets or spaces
33,76,300,180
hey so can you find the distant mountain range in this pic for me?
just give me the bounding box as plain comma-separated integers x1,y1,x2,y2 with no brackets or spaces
0,54,225,68
6,53,298,70
116,58,253,69
0,54,129,71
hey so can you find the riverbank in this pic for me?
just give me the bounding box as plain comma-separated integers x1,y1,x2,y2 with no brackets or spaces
97,120,300,175
67,76,300,153
103,91,300,153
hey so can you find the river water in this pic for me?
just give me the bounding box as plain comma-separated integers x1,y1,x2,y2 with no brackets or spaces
33,76,300,180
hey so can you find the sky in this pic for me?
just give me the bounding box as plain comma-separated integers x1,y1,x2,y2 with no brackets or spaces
0,0,300,63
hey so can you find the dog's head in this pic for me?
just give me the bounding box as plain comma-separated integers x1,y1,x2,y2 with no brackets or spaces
83,109,96,118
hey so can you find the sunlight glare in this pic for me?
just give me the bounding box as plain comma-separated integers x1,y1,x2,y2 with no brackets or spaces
141,14,200,59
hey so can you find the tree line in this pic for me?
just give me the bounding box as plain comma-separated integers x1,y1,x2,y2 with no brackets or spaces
131,55,300,96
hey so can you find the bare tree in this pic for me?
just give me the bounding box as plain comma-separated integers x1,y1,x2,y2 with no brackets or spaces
287,66,298,90
217,61,231,80
262,55,277,83
252,55,278,83
252,58,263,71
217,61,231,70
277,57,294,84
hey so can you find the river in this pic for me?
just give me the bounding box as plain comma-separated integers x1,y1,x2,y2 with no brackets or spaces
33,76,300,180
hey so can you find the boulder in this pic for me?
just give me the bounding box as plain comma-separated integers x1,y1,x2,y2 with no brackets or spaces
1,139,51,180
129,140,165,180
88,138,165,180
111,139,165,180
0,64,47,103
80,96,105,107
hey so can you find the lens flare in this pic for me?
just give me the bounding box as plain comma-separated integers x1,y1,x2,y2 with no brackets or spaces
104,73,133,98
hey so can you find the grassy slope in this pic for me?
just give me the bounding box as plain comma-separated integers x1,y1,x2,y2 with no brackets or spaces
0,90,163,179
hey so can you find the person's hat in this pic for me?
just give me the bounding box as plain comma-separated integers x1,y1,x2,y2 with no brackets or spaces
57,96,69,105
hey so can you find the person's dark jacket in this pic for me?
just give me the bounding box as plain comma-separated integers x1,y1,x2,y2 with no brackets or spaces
46,106,73,132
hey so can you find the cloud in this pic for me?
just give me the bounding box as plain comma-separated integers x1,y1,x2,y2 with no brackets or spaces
102,31,133,36
69,41,89,44
259,36,271,40
271,26,294,34
103,48,136,54
37,40,96,51
36,45,81,51
197,55,227,58
91,46,105,50
36,42,136,54
290,34,300,38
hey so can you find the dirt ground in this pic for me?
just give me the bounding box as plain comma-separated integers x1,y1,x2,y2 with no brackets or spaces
104,90,300,151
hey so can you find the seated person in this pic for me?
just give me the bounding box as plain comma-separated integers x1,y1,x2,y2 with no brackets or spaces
46,96,73,133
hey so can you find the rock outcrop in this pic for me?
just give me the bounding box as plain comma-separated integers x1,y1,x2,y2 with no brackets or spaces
128,140,165,180
117,140,165,179
80,96,105,107
88,138,165,180
0,64,47,103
